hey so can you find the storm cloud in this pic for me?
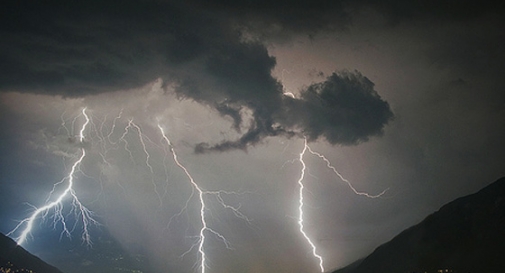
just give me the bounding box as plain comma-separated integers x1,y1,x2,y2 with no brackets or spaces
195,70,393,152
2,0,503,95
281,71,393,145
0,0,396,151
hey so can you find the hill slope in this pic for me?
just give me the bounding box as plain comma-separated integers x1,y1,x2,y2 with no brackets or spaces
333,177,505,273
0,233,64,273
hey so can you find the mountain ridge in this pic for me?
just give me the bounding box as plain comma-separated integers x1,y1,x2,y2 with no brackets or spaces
333,176,505,273
0,232,64,273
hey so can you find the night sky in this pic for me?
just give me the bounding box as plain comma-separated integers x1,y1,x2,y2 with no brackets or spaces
1,1,504,272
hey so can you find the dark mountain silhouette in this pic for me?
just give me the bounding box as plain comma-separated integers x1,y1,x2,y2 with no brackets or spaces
333,177,505,273
0,233,64,273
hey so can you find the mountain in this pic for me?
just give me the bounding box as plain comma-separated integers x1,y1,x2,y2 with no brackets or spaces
333,177,505,273
0,233,64,273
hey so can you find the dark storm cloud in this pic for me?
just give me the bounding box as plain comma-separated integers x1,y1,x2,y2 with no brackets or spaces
1,0,395,151
191,0,351,41
0,0,220,95
281,71,393,145
194,71,393,153
357,0,505,24
190,0,505,41
215,103,243,132
2,0,503,95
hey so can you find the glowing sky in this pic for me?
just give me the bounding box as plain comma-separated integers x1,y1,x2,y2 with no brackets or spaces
1,1,504,272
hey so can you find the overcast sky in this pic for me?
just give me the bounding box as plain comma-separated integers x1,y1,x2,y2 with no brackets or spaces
1,1,504,272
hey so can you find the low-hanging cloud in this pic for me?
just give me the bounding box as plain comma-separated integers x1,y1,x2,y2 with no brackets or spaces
281,71,394,145
194,71,393,153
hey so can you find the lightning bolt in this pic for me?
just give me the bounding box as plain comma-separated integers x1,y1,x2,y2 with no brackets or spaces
7,104,384,273
296,138,325,272
159,125,210,273
159,124,248,273
9,106,248,272
8,108,98,246
295,137,388,272
305,146,388,199
124,119,163,207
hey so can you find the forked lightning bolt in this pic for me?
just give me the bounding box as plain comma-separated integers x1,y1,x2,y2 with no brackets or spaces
7,105,385,273
8,108,98,246
159,125,210,273
159,125,248,273
295,137,387,272
8,107,246,273
120,119,163,207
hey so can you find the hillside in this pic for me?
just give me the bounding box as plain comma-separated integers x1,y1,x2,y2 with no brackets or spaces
0,233,64,273
333,177,505,273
